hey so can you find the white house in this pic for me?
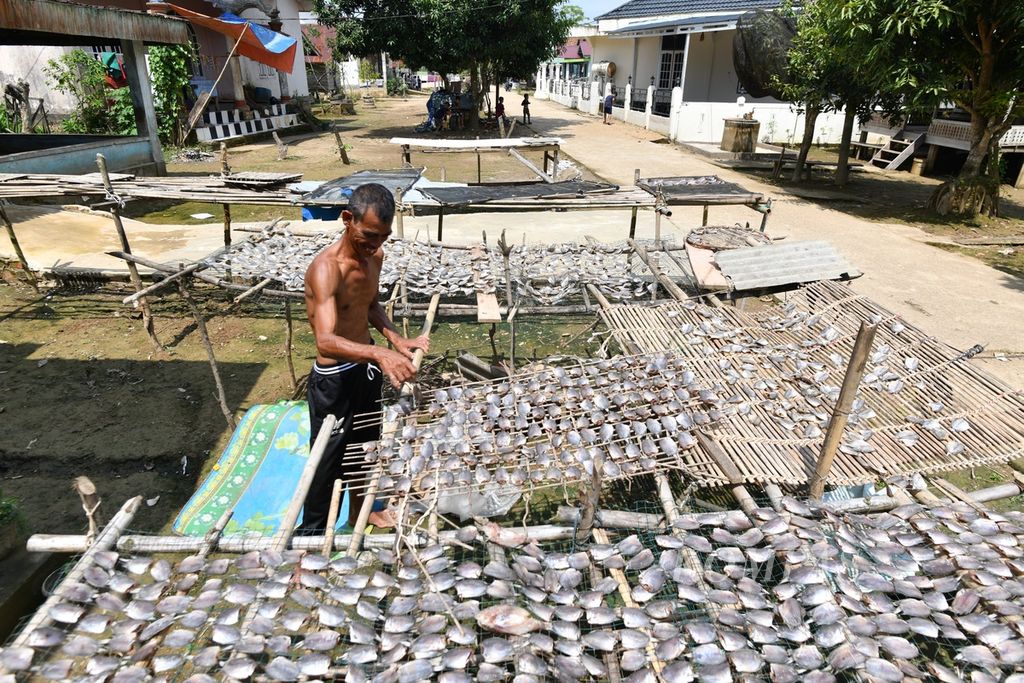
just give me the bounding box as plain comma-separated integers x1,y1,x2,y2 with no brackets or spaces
537,0,849,146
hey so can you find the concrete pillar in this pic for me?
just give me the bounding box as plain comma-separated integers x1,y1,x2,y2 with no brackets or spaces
278,71,290,101
645,85,654,129
669,86,683,142
591,79,601,116
121,39,165,175
226,34,248,112
624,83,632,121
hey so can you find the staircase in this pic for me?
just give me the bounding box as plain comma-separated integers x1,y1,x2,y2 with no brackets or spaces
870,131,925,171
195,104,301,144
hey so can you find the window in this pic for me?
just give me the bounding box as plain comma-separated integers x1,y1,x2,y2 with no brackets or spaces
657,33,686,89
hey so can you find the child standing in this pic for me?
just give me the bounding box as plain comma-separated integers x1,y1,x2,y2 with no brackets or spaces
521,93,531,124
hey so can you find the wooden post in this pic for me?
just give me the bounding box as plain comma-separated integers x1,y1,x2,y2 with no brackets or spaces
333,130,351,164
395,188,405,239
0,201,39,291
74,476,101,542
702,203,709,226
97,154,160,350
284,298,297,392
177,278,235,429
277,415,337,551
476,147,482,184
12,496,142,647
695,432,758,516
322,479,343,555
437,205,444,242
808,321,878,498
550,147,560,182
220,141,231,175
628,206,637,239
654,210,662,246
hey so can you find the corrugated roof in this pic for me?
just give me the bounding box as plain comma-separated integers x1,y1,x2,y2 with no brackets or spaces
714,240,861,291
597,0,782,21
0,0,189,46
606,12,744,34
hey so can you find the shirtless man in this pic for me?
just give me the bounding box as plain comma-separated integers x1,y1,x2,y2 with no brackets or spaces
298,183,429,534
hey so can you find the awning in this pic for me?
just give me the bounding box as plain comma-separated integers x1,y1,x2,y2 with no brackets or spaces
606,13,743,38
169,4,297,72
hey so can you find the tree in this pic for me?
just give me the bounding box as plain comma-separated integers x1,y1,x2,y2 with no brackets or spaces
838,0,1024,216
314,0,578,127
777,1,884,186
148,45,193,145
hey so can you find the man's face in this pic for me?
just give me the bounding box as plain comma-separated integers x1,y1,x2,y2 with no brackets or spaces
344,207,392,258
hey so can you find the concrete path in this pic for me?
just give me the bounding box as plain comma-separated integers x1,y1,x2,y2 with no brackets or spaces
518,97,1024,387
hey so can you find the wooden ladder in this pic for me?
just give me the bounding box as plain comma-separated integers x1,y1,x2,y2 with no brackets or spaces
870,132,923,171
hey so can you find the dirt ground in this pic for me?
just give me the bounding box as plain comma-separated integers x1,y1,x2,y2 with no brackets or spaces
0,275,597,538
2,92,1023,543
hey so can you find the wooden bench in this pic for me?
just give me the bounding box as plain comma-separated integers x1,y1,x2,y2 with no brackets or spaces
849,140,883,161
772,158,865,180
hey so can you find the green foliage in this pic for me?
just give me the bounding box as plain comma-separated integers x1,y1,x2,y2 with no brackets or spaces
148,45,193,145
45,49,115,134
387,77,408,96
46,46,191,141
0,491,25,533
316,0,577,120
358,58,379,83
109,87,138,136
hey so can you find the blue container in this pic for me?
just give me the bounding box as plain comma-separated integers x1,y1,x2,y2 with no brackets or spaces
301,205,343,221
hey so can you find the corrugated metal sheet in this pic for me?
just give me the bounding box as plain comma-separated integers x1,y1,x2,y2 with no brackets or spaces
714,240,861,291
0,0,189,45
597,0,781,21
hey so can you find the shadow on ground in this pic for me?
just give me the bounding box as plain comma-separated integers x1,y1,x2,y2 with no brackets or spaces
0,341,266,535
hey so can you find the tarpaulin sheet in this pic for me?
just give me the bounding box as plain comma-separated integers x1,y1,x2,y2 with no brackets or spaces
169,4,297,73
419,180,618,207
300,168,423,206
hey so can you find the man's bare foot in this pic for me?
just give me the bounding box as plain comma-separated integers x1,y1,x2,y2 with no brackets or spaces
368,509,398,529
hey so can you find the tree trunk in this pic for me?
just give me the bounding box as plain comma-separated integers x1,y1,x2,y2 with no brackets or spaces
790,103,820,183
835,103,857,188
464,61,480,130
929,115,1000,217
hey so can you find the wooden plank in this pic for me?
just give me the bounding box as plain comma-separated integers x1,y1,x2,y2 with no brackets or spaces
507,148,554,183
476,292,502,323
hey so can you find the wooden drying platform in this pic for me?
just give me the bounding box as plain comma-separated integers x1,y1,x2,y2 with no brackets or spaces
390,136,564,183
638,174,772,231
0,172,298,205
596,279,1024,488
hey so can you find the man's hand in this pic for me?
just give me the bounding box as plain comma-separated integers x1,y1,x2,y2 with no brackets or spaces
375,348,417,389
392,334,431,359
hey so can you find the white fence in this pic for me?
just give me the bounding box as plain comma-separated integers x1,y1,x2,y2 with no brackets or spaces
536,78,849,145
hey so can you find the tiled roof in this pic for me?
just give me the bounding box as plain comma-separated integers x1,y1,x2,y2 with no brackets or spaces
597,0,782,21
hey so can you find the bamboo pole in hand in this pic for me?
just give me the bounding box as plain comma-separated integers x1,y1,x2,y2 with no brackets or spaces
347,292,441,556
96,154,161,350
808,321,877,498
